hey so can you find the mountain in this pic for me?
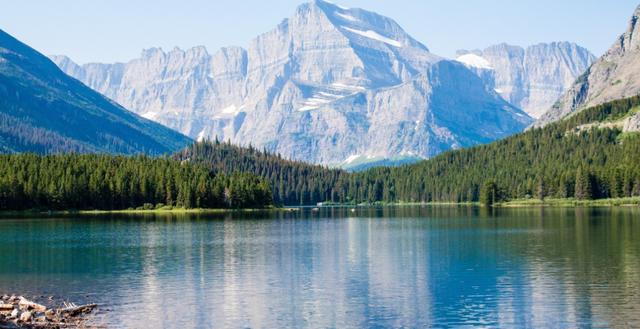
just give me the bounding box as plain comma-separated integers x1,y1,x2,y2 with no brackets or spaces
456,42,596,119
51,0,532,165
537,5,640,126
0,29,191,154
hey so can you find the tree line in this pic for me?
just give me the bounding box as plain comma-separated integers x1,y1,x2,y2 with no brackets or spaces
0,154,272,211
2,96,639,210
182,96,640,206
349,96,640,205
175,141,349,205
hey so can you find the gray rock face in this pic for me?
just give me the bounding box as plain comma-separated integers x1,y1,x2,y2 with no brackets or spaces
624,112,640,132
537,5,640,126
51,0,532,164
456,42,595,119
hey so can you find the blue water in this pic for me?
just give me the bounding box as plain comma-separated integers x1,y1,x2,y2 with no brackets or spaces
0,207,639,328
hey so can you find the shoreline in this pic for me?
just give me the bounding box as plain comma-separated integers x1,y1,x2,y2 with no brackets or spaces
495,197,640,208
0,207,298,217
1,197,638,216
0,295,97,328
321,197,640,208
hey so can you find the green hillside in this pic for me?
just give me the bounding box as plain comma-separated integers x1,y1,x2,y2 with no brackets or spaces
350,96,640,204
0,29,191,155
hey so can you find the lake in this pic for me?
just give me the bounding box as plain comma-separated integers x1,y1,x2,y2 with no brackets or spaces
0,207,639,328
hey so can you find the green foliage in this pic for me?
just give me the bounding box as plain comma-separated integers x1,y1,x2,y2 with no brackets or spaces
0,154,271,211
0,30,191,155
346,96,640,204
3,97,639,209
574,167,593,200
479,180,499,207
175,140,348,206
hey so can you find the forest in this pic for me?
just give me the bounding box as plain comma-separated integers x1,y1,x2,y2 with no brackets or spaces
175,141,349,205
1,96,639,210
0,154,272,210
348,96,640,204
183,96,640,206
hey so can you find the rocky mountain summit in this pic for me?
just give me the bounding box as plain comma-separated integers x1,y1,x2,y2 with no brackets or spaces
456,42,595,119
537,5,640,126
52,0,531,164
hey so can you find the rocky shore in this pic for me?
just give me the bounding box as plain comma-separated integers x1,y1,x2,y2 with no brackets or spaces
0,295,97,328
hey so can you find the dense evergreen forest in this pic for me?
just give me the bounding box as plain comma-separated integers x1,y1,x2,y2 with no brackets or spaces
0,154,272,210
2,97,639,210
350,96,640,205
175,142,348,205
180,96,640,206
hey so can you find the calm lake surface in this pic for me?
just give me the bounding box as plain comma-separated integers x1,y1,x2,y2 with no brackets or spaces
1,207,639,328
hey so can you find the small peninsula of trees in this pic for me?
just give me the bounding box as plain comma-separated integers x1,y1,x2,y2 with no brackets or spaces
0,154,272,211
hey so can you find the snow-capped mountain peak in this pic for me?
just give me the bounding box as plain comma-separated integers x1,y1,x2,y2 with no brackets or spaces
51,1,532,165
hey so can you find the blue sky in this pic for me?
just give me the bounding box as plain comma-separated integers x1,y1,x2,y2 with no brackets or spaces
1,0,638,64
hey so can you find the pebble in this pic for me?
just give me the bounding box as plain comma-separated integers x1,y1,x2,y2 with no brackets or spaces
19,310,32,322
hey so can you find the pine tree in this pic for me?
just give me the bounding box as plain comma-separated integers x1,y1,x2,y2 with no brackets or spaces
536,177,547,201
480,180,499,207
575,167,593,200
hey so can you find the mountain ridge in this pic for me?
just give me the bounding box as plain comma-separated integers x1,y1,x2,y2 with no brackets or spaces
50,0,531,165
0,28,191,154
536,5,640,126
456,42,596,119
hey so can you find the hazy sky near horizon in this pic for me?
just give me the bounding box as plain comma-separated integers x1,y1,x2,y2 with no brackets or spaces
1,0,638,64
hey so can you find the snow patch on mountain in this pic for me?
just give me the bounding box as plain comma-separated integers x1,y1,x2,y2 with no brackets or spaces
336,13,358,22
341,27,404,48
142,111,159,120
456,53,493,69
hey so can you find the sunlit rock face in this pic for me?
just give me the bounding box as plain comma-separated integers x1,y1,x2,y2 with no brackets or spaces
537,5,640,126
51,0,531,164
456,42,595,119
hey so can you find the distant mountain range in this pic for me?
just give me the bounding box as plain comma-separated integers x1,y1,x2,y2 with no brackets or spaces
0,29,191,154
456,42,595,119
51,0,532,165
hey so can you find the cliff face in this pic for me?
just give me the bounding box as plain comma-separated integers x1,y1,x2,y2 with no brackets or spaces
51,0,531,164
537,5,640,126
457,42,596,119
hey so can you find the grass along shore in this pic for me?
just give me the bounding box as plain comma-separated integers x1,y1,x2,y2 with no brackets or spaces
325,198,640,208
495,197,640,207
0,206,297,216
1,197,638,216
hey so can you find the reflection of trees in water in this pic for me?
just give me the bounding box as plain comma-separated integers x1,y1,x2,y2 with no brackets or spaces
0,208,639,327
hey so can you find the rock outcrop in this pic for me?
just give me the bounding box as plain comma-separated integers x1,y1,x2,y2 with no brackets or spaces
456,42,595,119
537,5,640,126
